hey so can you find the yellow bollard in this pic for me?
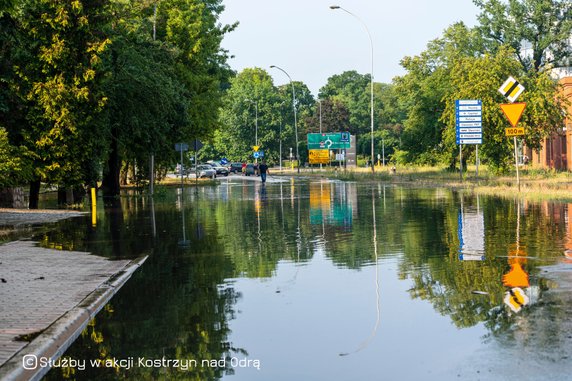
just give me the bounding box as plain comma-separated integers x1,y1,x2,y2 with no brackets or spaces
91,187,97,227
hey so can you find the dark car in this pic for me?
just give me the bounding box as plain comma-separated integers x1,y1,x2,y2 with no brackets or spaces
229,162,243,174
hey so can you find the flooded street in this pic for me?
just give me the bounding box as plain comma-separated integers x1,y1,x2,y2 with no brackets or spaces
38,178,571,380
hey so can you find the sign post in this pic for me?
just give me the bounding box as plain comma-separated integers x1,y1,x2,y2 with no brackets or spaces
175,142,189,188
499,76,526,192
456,100,483,180
500,102,527,192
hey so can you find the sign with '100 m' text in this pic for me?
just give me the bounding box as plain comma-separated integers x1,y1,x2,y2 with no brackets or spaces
456,100,482,145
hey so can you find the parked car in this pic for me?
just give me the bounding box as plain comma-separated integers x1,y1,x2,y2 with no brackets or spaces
245,163,257,176
191,164,217,178
228,162,243,174
207,163,229,176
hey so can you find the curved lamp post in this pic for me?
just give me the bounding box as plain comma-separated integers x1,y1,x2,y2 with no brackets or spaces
330,5,376,172
270,65,300,173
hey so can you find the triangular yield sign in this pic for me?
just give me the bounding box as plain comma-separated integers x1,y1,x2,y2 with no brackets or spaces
500,103,526,127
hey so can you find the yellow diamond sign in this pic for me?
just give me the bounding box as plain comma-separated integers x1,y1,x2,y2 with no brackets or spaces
504,287,529,313
499,76,525,103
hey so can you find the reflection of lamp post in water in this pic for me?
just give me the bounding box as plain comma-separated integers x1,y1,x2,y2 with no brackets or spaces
339,187,381,356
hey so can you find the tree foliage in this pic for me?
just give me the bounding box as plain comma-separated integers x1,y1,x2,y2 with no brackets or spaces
474,0,572,71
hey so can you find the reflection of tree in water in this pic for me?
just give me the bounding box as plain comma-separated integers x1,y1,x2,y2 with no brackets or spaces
395,192,568,336
44,197,244,380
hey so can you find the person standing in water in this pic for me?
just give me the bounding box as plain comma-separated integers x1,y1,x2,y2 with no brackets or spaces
259,160,269,183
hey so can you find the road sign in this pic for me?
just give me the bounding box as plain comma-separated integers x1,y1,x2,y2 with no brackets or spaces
456,100,482,145
220,158,228,165
504,287,529,313
253,151,264,159
505,127,525,136
500,103,526,128
253,145,260,152
174,142,189,152
499,76,525,103
308,133,351,150
309,149,330,164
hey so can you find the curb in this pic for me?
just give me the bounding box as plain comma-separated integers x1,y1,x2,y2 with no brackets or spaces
0,256,147,381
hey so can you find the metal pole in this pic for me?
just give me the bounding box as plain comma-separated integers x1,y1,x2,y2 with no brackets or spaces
382,140,385,166
319,100,322,170
255,102,258,165
279,120,283,172
459,144,463,181
270,65,299,173
180,148,184,189
476,144,479,180
514,137,520,191
330,6,374,173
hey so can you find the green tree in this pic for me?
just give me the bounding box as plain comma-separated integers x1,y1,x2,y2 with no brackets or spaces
395,23,480,164
304,98,351,134
100,0,235,195
474,0,572,71
319,70,370,136
215,68,279,162
11,0,111,207
441,51,567,173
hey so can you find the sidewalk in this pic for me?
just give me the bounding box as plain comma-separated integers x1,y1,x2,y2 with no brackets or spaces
0,240,146,381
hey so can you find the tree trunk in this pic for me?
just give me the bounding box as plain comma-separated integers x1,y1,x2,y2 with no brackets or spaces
102,130,120,197
28,178,41,209
58,187,67,206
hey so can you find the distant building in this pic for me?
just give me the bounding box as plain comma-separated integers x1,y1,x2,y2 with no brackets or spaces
524,37,572,170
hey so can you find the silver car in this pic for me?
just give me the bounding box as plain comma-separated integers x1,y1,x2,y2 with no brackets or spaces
191,165,217,178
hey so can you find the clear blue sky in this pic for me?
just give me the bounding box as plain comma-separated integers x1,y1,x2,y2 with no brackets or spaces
219,0,480,95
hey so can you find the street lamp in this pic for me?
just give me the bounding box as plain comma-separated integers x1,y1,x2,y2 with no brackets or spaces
245,99,258,162
270,65,300,174
330,5,376,172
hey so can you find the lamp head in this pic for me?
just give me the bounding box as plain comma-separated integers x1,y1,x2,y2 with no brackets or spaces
330,5,340,9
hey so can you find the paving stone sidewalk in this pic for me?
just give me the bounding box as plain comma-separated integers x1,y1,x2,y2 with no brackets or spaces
0,240,146,381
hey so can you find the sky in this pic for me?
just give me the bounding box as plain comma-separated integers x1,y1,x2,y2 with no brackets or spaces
218,0,481,96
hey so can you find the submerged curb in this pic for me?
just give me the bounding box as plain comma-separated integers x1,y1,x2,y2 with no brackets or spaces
0,255,147,381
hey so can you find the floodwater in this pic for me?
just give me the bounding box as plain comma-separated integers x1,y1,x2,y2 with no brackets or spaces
38,178,571,381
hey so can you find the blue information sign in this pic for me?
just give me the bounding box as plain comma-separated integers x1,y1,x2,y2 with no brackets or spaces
456,100,483,145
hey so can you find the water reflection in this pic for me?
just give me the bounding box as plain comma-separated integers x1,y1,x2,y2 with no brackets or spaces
37,182,572,381
458,195,485,261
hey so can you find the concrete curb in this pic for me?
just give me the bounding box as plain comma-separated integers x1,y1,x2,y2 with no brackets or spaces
0,256,147,381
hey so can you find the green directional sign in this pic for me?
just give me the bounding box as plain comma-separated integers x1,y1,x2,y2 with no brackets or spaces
307,133,351,150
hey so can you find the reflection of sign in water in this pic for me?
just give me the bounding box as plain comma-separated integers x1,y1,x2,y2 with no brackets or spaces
504,287,529,313
309,183,331,225
309,182,355,228
458,203,485,261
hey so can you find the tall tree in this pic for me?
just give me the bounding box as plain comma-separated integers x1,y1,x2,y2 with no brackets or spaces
304,99,351,134
12,0,111,207
474,0,572,72
394,23,480,164
319,70,370,136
